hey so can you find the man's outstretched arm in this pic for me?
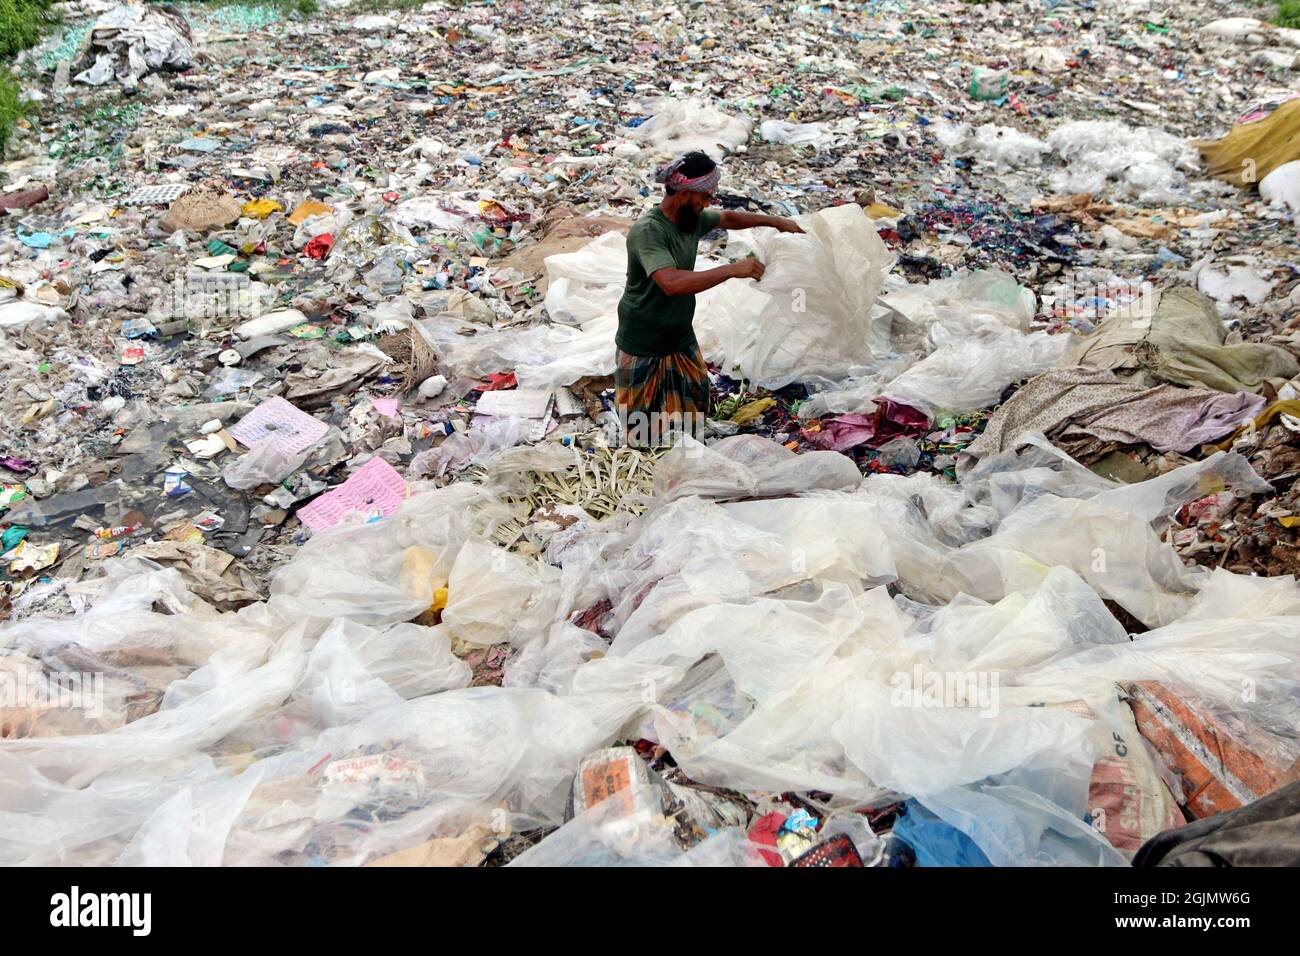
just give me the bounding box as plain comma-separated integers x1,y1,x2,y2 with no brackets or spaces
716,210,804,233
651,258,765,296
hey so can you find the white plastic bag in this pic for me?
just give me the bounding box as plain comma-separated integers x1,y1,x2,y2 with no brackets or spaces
222,437,309,489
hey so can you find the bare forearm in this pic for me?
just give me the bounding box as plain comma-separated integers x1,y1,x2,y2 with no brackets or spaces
652,264,744,296
717,210,794,230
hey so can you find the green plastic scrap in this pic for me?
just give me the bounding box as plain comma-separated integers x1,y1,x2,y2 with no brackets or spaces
968,67,1009,101
192,3,289,31
40,26,93,68
844,83,908,104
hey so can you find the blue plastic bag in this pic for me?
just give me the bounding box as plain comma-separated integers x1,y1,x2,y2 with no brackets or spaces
890,801,992,867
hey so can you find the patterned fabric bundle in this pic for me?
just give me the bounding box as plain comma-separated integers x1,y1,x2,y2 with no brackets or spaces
614,346,710,447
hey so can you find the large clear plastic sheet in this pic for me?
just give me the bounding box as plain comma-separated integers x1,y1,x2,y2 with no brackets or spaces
3,432,1297,866
698,203,893,388
792,270,1068,421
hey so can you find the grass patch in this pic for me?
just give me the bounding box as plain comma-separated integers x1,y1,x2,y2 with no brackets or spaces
0,0,60,60
1277,0,1300,28
0,0,58,158
0,68,23,155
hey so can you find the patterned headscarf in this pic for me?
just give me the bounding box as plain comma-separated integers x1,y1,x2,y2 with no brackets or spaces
655,155,721,194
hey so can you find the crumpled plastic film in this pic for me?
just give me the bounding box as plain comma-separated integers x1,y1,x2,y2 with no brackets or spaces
630,97,753,158
653,434,862,502
72,5,193,90
700,203,893,388
507,783,768,867
302,620,472,725
3,428,1297,865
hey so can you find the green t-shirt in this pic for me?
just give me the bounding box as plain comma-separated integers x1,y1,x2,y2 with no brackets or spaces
616,205,721,357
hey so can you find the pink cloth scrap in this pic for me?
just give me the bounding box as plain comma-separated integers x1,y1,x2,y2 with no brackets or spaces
298,457,408,531
229,396,328,456
1179,391,1267,451
803,399,930,452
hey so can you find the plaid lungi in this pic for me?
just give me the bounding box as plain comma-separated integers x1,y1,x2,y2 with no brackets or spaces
614,346,709,447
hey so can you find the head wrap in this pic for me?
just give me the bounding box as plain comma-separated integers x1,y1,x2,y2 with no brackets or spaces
655,155,721,194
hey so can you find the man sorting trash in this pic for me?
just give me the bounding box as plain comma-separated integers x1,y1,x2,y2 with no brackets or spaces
615,150,804,448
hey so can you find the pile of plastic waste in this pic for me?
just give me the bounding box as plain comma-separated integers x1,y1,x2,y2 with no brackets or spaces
1,0,1299,867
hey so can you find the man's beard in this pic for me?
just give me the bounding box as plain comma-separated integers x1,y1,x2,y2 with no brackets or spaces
675,204,700,232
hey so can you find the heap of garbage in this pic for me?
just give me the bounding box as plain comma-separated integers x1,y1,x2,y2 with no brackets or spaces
1,0,1299,866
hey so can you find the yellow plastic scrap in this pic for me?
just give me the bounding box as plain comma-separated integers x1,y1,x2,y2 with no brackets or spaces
163,523,204,545
399,545,449,617
865,202,902,219
242,198,283,220
1215,399,1300,450
20,399,55,426
287,199,334,226
730,397,776,424
1197,99,1300,187
399,545,437,593
7,540,60,573
1280,516,1300,529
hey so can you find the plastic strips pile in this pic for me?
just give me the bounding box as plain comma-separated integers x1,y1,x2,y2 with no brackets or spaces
474,441,660,550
